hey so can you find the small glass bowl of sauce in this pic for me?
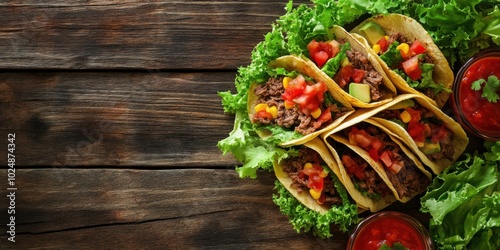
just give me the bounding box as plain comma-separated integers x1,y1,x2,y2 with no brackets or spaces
347,211,434,250
451,47,500,141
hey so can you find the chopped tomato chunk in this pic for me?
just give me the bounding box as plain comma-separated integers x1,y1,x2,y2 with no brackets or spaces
402,55,422,81
377,36,389,53
352,69,365,83
410,40,426,56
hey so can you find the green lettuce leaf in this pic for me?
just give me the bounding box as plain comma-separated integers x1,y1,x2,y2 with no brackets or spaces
420,141,500,249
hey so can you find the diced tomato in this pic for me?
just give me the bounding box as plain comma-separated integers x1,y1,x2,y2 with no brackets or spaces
370,139,384,151
342,155,366,180
334,65,354,88
313,107,332,129
282,76,328,116
431,124,449,143
377,36,389,53
254,110,272,120
368,148,379,161
408,67,423,81
410,40,426,56
352,69,365,83
307,40,337,68
405,108,421,123
408,121,426,143
379,151,392,168
349,127,373,149
312,51,330,68
388,160,404,174
402,55,422,81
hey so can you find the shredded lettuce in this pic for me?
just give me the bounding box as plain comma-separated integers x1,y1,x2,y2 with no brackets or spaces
321,42,350,77
420,141,500,249
272,178,360,239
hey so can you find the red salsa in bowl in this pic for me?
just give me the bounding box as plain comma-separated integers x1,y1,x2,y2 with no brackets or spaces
347,211,434,250
451,47,500,140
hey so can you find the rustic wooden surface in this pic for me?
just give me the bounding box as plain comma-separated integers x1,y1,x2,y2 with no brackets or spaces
0,1,431,249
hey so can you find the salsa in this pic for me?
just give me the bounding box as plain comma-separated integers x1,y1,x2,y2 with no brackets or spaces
458,56,500,136
351,215,426,250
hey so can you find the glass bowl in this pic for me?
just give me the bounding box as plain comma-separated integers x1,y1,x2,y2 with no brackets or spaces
347,211,434,250
450,47,500,141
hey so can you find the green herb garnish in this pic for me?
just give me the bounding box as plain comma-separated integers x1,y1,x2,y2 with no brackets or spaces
471,75,500,103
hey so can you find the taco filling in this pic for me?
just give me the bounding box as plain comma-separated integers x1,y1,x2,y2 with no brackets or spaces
307,39,386,103
345,124,430,199
375,100,455,161
281,147,343,206
360,23,449,98
332,139,391,201
251,75,350,135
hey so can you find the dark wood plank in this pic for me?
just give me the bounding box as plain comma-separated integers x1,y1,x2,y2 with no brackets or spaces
0,168,356,249
0,0,308,70
0,72,239,167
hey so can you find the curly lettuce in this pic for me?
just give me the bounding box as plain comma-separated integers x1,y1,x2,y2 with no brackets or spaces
420,141,500,249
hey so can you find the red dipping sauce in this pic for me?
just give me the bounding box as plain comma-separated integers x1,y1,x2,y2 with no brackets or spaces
347,212,434,250
452,47,500,140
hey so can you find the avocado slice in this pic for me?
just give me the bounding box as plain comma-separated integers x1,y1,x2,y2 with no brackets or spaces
419,141,441,155
387,99,415,110
357,22,386,46
349,83,371,103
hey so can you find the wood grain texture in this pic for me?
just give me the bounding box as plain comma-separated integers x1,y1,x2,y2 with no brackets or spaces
0,168,358,249
0,0,310,70
0,71,239,167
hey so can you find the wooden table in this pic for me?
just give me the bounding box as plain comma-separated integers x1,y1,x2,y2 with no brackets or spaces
0,1,434,248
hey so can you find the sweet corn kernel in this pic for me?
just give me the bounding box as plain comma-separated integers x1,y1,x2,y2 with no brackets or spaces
283,77,292,89
254,103,268,113
284,101,294,110
304,162,313,169
311,108,322,119
341,57,350,67
372,44,381,54
309,189,322,200
266,106,278,119
396,43,410,55
400,110,412,123
416,141,425,148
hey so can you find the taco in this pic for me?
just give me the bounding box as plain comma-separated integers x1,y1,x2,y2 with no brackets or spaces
323,119,432,203
305,25,397,108
351,14,454,108
248,55,354,147
367,94,468,174
324,136,397,212
273,137,364,214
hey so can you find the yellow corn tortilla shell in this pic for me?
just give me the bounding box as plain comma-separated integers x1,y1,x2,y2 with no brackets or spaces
351,14,454,108
367,94,469,174
323,119,432,203
273,137,367,214
248,55,354,147
324,135,397,212
323,25,397,108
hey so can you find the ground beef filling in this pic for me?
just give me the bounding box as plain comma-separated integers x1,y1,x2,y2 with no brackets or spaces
361,124,430,199
281,148,342,207
375,107,455,161
252,77,349,135
345,50,384,101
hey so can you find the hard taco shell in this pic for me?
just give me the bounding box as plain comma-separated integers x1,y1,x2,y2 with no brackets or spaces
273,137,366,213
351,14,454,108
368,94,468,174
325,25,397,108
248,55,354,147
